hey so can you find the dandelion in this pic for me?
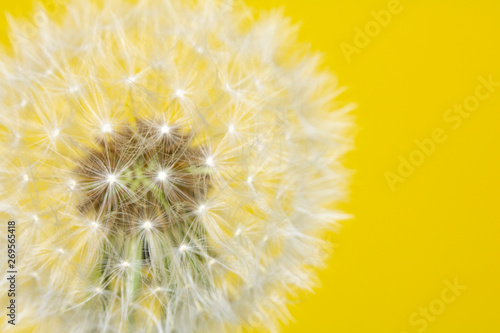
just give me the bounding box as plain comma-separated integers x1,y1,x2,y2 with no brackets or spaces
0,0,353,332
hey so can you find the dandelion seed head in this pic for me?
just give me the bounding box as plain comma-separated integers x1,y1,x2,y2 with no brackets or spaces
0,0,352,331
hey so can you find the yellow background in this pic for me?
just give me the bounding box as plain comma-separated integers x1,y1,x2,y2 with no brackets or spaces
1,0,499,332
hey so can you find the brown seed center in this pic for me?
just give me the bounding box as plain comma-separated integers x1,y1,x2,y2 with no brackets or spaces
76,119,210,232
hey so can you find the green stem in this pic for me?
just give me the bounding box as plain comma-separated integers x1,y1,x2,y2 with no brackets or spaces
125,236,143,329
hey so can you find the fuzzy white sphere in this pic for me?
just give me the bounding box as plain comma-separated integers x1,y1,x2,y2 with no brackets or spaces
0,0,353,332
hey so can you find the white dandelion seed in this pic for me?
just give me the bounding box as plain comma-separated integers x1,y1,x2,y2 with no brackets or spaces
126,75,137,85
68,179,76,190
198,204,207,214
156,170,168,181
205,156,214,167
52,128,60,138
101,123,112,133
68,85,79,93
159,124,170,135
106,174,117,184
175,89,185,99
